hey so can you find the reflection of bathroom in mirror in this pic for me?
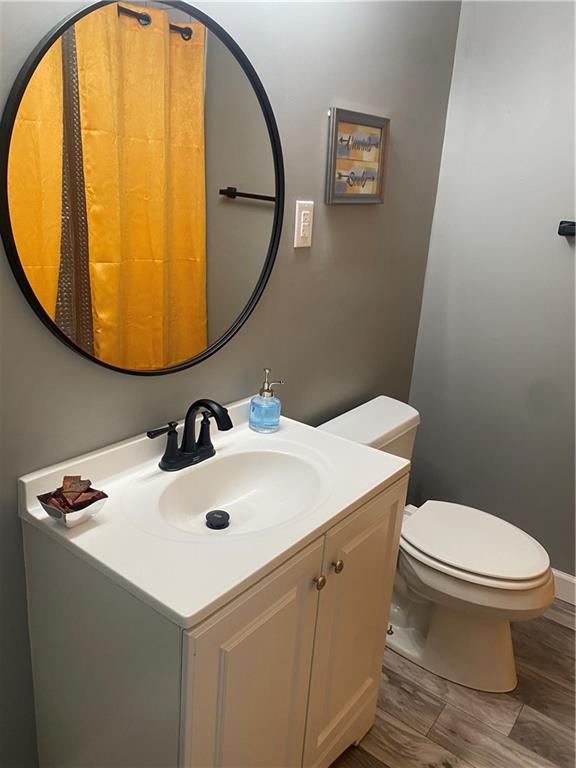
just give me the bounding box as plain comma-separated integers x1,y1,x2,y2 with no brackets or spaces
6,1,276,373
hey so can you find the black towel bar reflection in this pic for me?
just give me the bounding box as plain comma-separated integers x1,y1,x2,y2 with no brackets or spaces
219,186,276,203
558,221,575,237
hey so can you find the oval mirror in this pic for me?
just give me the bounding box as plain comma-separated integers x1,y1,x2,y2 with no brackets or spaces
0,1,284,374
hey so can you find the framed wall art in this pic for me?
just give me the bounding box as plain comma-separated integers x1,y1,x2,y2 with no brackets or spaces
325,108,390,205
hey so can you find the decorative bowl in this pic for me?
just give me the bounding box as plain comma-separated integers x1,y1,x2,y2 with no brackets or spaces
39,497,107,528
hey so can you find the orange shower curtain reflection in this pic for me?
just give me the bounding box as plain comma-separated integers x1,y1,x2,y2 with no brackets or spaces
8,2,207,370
7,41,63,317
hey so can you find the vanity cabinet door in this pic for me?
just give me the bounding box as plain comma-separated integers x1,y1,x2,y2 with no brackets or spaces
303,478,408,768
181,540,323,768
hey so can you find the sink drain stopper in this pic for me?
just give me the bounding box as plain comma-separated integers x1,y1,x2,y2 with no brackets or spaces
205,510,230,530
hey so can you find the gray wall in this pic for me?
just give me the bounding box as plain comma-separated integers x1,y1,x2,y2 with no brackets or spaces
205,32,275,343
409,2,575,574
0,2,460,763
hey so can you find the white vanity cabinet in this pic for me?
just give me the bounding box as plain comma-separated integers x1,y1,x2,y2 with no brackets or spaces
23,468,407,768
180,478,407,768
182,540,323,768
303,485,404,767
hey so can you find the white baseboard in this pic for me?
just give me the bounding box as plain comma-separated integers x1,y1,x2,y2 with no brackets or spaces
553,569,576,605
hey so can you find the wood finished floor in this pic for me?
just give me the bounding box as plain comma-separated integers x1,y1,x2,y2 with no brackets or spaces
331,599,575,768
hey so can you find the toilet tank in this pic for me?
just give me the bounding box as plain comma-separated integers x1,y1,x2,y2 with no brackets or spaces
318,396,421,459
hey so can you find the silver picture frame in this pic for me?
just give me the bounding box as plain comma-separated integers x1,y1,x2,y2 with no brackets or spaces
325,107,390,205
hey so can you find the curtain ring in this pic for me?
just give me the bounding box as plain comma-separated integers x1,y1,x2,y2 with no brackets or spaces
169,24,193,41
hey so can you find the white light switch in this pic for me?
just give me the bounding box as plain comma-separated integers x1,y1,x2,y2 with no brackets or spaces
294,200,314,248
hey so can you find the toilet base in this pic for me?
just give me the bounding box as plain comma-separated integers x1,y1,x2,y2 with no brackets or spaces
387,604,517,692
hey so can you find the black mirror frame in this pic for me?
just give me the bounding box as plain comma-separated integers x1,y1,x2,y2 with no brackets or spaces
0,0,284,376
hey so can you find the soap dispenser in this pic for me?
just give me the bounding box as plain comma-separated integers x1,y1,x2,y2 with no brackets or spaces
249,368,285,433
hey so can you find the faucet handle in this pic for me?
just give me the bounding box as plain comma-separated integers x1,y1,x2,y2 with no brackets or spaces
147,421,178,440
197,413,213,450
147,422,181,471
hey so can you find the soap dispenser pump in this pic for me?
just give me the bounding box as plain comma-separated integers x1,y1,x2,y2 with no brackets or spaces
249,368,285,433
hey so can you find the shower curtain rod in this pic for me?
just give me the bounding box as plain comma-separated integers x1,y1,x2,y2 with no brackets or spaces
117,5,193,40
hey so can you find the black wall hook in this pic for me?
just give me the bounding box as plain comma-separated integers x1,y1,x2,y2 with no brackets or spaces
558,221,575,237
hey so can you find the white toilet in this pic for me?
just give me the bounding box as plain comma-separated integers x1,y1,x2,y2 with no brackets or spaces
319,396,554,693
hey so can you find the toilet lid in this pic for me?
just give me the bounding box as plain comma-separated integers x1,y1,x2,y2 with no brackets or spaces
401,501,550,581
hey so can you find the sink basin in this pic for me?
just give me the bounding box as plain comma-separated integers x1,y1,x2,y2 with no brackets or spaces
122,438,333,541
20,397,410,627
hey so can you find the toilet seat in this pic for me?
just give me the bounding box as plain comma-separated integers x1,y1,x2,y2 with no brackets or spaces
400,500,550,587
399,538,552,590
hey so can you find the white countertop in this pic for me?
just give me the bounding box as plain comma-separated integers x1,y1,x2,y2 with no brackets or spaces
19,399,409,629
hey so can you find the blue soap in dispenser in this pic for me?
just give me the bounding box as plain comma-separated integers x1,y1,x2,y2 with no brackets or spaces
249,368,285,433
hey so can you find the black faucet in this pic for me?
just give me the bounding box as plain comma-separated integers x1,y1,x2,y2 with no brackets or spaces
147,399,233,471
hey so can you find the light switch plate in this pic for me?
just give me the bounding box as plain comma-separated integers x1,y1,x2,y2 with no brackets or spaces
294,200,314,248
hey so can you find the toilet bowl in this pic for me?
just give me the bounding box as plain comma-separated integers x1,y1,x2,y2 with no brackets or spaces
391,500,553,691
319,396,555,692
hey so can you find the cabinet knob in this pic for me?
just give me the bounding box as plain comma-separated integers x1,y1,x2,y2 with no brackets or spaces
313,575,327,591
332,559,345,574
